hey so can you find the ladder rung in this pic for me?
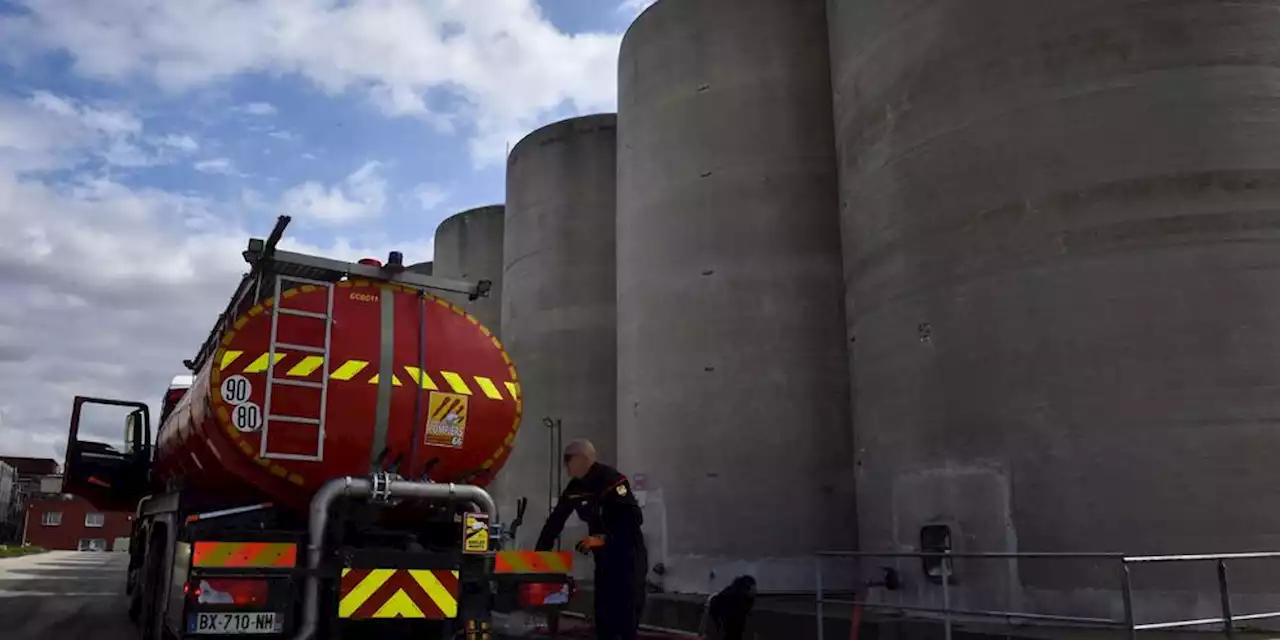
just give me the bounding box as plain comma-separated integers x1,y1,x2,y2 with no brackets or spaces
277,308,329,320
274,342,326,354
272,379,324,389
264,452,323,462
268,415,321,425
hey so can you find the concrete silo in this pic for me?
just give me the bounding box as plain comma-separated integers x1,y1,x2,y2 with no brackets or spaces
432,205,505,332
831,0,1280,625
502,114,619,556
617,0,855,594
433,205,507,510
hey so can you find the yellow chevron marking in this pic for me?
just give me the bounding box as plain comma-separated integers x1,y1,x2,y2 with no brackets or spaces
505,382,520,400
288,473,305,486
329,360,369,380
243,353,287,373
372,589,423,618
339,569,394,617
404,366,440,391
474,376,503,400
219,350,244,371
287,355,325,377
369,373,404,387
411,570,459,618
440,371,472,395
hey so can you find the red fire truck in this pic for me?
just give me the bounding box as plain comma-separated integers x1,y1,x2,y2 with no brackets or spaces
62,216,572,639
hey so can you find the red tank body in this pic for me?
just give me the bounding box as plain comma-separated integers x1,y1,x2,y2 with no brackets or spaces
154,277,522,515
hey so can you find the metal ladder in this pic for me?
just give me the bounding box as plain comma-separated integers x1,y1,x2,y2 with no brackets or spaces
261,273,335,462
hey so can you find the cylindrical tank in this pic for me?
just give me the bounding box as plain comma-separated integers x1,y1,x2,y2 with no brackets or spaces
831,0,1280,623
154,277,522,515
433,205,505,333
617,0,854,594
503,114,618,555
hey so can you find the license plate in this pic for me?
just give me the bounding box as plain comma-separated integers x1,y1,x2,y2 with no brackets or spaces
188,612,280,635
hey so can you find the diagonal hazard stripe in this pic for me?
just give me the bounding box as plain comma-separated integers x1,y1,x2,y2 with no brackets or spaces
330,360,369,380
220,350,244,371
373,589,424,618
506,382,520,400
286,355,325,377
440,371,472,395
410,570,458,618
339,569,395,618
474,376,503,400
243,353,288,373
341,568,371,594
404,366,440,390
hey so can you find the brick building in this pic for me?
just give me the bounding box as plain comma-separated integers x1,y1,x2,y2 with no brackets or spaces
24,493,133,551
0,456,60,545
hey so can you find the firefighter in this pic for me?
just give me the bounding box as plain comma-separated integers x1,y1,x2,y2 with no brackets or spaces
535,439,648,640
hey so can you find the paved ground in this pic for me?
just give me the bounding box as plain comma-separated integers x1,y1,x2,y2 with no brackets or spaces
0,550,134,640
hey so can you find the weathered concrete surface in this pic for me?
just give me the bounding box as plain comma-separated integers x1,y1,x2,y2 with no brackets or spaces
829,0,1280,624
0,550,133,639
616,0,855,595
433,205,505,333
503,114,619,564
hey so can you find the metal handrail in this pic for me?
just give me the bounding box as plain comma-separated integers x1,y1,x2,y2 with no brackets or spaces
813,549,1280,640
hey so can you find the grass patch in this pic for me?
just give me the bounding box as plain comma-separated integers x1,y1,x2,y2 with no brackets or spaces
0,545,46,558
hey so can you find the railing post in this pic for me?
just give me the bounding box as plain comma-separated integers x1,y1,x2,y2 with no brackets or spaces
941,550,953,640
1217,559,1235,639
1121,560,1136,640
815,555,825,640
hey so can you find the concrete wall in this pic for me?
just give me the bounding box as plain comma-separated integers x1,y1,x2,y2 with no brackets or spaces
432,205,505,333
502,114,619,563
617,0,856,595
830,0,1280,623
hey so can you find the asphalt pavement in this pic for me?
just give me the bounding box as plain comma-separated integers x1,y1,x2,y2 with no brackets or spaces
0,550,134,640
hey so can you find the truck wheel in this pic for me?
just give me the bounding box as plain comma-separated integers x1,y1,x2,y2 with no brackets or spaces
139,533,167,640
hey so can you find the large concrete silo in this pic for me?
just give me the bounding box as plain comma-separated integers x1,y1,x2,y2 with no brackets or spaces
832,0,1280,624
433,205,508,511
432,205,505,332
617,0,855,594
503,115,619,555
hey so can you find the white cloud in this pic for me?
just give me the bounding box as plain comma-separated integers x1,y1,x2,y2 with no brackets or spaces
193,157,239,175
0,91,202,171
281,160,388,224
618,0,658,16
0,166,431,458
158,134,199,152
408,182,450,212
0,0,622,167
240,102,277,116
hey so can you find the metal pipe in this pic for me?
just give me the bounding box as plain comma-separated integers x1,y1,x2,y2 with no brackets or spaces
815,555,825,640
1124,551,1280,563
290,476,498,640
1217,560,1235,639
819,600,1123,627
817,550,1123,559
941,551,952,640
1121,561,1136,640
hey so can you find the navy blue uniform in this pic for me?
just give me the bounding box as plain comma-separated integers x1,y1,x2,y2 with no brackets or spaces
536,462,647,640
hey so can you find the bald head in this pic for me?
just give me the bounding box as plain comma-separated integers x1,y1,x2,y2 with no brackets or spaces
563,439,597,478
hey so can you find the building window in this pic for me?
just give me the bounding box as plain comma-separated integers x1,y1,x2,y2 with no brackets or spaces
85,513,105,528
42,511,62,526
77,539,107,552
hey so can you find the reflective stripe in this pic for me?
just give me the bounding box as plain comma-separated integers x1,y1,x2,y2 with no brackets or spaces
339,568,459,619
191,541,297,568
493,551,574,574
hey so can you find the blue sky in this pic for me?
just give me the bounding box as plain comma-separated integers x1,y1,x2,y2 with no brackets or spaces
0,0,654,457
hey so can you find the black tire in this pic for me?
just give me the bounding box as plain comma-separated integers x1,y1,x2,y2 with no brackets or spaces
139,533,167,640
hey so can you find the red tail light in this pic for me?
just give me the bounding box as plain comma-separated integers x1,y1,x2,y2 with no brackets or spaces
517,580,575,608
189,578,270,606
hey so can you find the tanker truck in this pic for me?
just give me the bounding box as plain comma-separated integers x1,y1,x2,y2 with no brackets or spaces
61,216,574,640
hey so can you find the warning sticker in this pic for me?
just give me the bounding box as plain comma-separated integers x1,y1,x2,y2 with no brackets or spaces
425,392,468,449
463,512,489,554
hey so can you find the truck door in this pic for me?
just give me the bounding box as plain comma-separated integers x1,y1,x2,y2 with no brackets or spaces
64,395,153,511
